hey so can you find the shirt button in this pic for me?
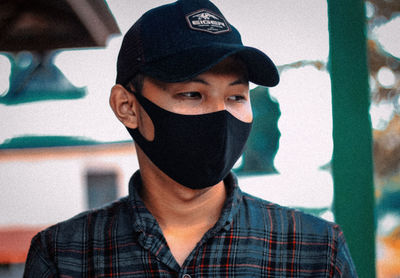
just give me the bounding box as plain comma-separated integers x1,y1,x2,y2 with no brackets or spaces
182,274,191,278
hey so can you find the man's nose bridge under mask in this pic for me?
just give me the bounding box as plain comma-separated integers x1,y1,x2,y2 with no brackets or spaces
209,98,227,114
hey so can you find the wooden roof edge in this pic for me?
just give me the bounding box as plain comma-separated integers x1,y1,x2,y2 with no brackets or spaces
0,141,136,162
66,0,121,46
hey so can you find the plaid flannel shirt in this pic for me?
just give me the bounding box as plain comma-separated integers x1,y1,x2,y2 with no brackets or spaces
24,171,357,277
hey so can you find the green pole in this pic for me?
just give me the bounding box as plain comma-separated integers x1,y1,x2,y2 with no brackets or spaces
327,0,376,277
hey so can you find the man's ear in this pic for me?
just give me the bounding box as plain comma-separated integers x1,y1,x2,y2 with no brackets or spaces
109,84,138,129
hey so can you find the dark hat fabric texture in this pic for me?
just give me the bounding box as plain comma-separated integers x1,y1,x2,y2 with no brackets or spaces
116,0,279,87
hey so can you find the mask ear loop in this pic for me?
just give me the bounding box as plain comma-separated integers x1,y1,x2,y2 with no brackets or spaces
124,87,177,147
125,87,170,121
122,87,153,144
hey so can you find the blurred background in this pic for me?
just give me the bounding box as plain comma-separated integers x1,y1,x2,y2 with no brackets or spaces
0,0,399,277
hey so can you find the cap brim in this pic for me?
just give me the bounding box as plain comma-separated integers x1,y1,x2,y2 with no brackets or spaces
141,44,279,87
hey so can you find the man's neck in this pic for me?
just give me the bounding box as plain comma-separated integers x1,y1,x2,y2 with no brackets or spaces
139,166,227,231
137,158,227,266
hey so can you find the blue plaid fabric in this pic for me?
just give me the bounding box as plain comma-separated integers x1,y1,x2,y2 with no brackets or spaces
24,171,357,277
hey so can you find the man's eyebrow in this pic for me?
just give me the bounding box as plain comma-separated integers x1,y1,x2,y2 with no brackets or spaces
230,78,248,86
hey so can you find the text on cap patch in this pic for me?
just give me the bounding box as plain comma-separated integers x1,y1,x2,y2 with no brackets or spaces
186,9,231,34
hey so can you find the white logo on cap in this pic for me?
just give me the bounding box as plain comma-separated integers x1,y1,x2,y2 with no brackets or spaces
186,9,231,34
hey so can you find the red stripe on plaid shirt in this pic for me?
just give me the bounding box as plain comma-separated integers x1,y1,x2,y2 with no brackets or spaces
291,210,296,277
267,208,274,274
195,263,328,273
225,225,234,277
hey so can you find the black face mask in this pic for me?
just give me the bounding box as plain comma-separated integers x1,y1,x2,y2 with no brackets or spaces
126,91,252,189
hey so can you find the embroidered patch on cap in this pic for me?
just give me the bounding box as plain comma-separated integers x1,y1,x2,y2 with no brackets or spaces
186,9,231,34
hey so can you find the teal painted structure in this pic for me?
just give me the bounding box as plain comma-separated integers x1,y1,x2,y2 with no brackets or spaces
327,0,376,276
0,52,86,105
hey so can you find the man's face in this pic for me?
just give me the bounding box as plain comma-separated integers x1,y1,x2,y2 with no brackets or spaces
135,57,253,141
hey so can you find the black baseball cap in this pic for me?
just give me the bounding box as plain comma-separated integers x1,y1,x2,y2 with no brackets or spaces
116,0,279,87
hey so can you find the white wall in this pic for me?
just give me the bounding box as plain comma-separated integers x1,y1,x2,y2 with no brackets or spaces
0,149,139,226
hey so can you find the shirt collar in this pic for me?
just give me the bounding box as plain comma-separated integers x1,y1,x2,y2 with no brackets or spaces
128,171,162,237
213,172,243,232
128,170,243,235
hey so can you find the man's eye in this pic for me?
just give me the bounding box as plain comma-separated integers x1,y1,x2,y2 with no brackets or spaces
178,92,202,99
228,95,246,102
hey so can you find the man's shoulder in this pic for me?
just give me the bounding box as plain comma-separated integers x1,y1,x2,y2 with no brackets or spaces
240,191,340,236
236,191,357,276
35,196,131,244
25,197,137,276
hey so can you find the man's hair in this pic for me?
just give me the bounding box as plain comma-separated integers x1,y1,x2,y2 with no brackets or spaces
127,73,145,95
207,55,248,80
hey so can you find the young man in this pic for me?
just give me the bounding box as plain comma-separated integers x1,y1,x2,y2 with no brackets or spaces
24,0,358,277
